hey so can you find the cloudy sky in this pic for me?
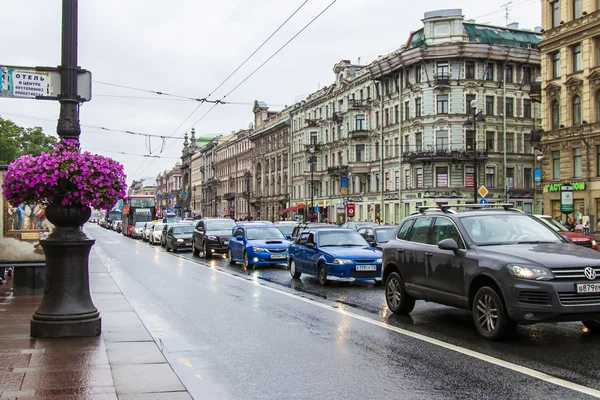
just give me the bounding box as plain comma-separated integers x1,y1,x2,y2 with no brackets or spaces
1,0,541,187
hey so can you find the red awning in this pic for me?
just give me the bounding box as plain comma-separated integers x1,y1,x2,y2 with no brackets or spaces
278,205,307,214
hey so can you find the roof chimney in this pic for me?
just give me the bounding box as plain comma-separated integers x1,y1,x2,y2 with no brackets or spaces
507,22,519,29
534,26,542,32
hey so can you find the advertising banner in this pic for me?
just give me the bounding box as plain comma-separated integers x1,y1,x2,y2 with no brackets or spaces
340,174,348,196
0,167,51,266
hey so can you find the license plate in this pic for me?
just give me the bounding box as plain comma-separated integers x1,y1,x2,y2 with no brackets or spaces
271,254,287,259
355,265,376,271
576,283,600,294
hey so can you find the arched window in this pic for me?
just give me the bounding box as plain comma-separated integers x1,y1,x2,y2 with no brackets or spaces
573,95,582,125
596,91,600,122
551,101,560,130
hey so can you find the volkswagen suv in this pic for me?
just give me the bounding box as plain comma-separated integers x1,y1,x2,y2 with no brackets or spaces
382,204,600,341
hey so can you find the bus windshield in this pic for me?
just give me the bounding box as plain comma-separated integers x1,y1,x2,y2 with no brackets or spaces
130,197,155,208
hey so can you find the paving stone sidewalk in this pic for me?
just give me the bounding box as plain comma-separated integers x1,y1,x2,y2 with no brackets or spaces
0,251,193,400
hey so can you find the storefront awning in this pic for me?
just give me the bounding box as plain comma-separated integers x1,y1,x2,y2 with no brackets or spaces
278,205,307,214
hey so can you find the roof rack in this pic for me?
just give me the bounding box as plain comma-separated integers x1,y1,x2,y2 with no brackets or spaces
410,203,523,216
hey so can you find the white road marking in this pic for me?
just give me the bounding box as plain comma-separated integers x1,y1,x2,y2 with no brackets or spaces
178,255,600,398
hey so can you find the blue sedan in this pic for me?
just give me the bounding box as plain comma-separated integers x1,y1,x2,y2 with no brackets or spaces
288,228,383,285
228,225,291,268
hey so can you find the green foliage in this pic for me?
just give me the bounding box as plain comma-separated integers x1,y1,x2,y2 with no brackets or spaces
0,117,57,164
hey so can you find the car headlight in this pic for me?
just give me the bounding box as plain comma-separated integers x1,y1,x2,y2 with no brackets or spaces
507,264,554,281
332,259,354,264
252,247,268,252
207,235,218,240
592,240,597,246
376,258,382,264
177,239,184,243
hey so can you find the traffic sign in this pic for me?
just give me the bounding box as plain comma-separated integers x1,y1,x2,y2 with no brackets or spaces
336,204,345,214
314,206,320,212
479,198,488,205
478,186,489,198
347,204,355,217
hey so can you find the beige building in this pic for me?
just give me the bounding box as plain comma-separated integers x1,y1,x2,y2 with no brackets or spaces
538,0,600,225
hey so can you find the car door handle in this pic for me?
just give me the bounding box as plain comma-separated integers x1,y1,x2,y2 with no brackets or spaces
396,248,404,253
425,252,433,257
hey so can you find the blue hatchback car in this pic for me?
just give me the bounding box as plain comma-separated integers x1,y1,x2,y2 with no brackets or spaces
288,228,383,285
228,224,291,268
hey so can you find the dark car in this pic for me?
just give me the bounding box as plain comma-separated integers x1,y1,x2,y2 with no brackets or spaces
290,222,337,240
340,221,379,231
358,226,396,249
288,228,382,285
193,218,237,258
382,204,600,341
165,225,194,253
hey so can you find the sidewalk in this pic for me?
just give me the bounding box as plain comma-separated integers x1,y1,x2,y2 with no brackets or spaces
0,251,193,400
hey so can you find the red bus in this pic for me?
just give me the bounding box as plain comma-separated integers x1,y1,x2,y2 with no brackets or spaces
122,195,156,236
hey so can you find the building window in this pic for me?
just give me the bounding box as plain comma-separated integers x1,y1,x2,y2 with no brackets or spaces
506,167,515,188
416,167,423,188
574,147,582,177
385,108,390,126
597,145,600,176
596,92,600,122
437,94,449,114
356,144,365,162
415,65,422,83
436,166,448,187
485,62,494,80
394,105,399,123
465,166,474,187
356,114,366,130
466,61,475,79
415,98,422,117
551,1,560,28
504,65,513,83
437,61,449,78
466,130,474,150
404,101,410,120
486,96,494,115
415,132,423,151
524,134,532,154
572,44,582,72
573,95,582,125
466,94,476,113
506,133,514,153
486,167,495,188
552,150,561,179
573,0,582,19
524,99,532,118
551,51,560,79
404,169,411,189
486,131,495,151
506,98,514,117
436,130,449,149
551,100,560,129
524,168,533,188
596,37,600,66
375,111,380,128
395,138,400,157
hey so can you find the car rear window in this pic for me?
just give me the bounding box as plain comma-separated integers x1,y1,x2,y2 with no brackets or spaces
407,217,432,243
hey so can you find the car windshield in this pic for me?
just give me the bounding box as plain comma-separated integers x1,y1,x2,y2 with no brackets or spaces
539,217,568,232
375,228,395,243
145,223,154,229
206,220,236,230
134,222,146,228
460,214,564,245
319,231,368,247
172,226,193,235
275,225,295,235
246,227,285,240
356,222,377,228
154,223,165,231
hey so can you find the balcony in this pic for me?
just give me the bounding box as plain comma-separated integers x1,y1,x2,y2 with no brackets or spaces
304,144,321,153
529,82,541,103
331,112,344,123
402,148,488,164
327,165,349,175
305,118,320,127
223,192,235,200
434,74,450,87
348,99,372,109
349,129,369,139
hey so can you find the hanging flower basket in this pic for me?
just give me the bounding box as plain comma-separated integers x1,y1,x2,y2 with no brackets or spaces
2,139,127,211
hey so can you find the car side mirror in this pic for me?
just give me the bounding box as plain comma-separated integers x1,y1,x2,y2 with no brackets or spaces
438,238,459,252
236,235,244,241
306,243,315,249
285,234,291,240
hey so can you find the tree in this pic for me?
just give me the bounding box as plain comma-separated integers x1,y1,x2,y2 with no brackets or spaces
0,118,57,164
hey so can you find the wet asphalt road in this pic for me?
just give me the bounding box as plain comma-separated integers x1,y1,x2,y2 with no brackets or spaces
87,225,600,400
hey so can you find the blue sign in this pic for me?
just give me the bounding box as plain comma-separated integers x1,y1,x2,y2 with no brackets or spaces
534,169,542,183
167,208,174,213
479,198,488,205
340,174,349,195
315,206,320,212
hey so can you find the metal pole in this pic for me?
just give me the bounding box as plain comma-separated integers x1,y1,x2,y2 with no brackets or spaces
503,65,508,203
533,102,537,214
310,155,314,219
473,107,478,204
380,82,384,224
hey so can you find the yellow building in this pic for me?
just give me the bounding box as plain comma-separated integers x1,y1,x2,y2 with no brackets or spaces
538,0,600,227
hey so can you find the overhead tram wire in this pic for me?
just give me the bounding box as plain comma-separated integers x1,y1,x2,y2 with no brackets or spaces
130,0,311,180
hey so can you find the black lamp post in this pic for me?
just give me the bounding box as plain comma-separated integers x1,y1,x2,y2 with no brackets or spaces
464,100,486,204
245,169,252,220
193,185,197,216
309,145,316,220
31,0,101,338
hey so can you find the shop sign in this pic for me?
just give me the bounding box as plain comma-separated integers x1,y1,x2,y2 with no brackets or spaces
424,190,463,199
336,204,345,214
561,185,574,214
546,182,586,192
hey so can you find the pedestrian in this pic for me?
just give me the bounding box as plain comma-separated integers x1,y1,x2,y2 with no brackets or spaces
0,266,5,284
584,220,591,235
564,217,574,231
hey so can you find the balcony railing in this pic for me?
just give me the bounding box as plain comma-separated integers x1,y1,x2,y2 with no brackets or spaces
305,118,320,127
223,192,235,200
402,148,488,164
349,99,372,109
435,74,450,86
305,144,321,153
349,129,369,138
327,165,349,175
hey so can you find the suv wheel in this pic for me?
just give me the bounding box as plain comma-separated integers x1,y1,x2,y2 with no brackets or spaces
203,242,211,259
192,242,200,257
385,272,415,314
472,286,516,341
582,320,600,333
290,260,301,279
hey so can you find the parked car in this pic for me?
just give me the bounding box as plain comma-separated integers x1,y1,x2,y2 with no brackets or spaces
161,223,176,247
193,218,237,258
148,223,165,245
273,221,297,237
114,221,123,233
132,222,146,239
290,222,337,240
340,221,379,231
534,215,599,251
142,222,155,242
383,205,600,341
165,224,194,252
358,226,396,249
228,225,291,268
288,228,382,285
236,220,274,226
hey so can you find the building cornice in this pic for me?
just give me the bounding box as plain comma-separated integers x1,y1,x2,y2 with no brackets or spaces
540,11,600,51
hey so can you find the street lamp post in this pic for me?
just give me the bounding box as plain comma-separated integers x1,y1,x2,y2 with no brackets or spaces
464,99,486,204
193,185,196,217
309,145,316,221
245,169,252,220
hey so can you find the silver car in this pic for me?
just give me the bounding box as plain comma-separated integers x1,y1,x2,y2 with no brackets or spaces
149,223,165,245
132,222,146,239
142,222,155,242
